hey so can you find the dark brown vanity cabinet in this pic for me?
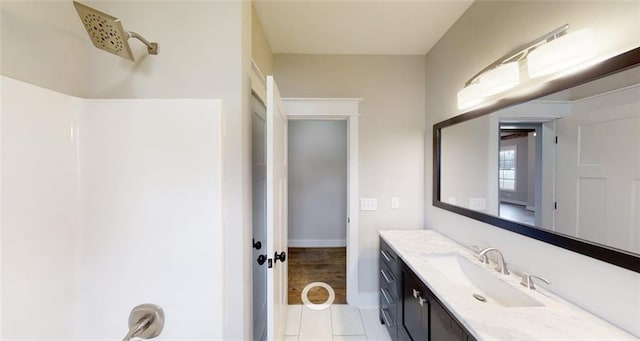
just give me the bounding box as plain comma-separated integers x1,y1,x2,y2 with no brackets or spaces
379,237,476,341
402,265,429,340
401,262,476,341
379,238,402,340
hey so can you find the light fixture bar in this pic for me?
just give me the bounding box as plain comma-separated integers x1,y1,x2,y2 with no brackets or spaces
464,24,569,87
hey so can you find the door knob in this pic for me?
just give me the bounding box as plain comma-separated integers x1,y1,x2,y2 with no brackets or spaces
252,238,262,250
274,251,286,263
257,255,267,265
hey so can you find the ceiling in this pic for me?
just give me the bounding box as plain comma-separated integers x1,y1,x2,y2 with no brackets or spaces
253,0,474,55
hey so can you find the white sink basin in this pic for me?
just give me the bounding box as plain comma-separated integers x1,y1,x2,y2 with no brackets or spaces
421,253,544,307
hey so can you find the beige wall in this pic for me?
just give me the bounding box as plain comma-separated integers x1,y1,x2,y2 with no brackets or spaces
274,55,425,296
252,5,273,76
425,0,640,336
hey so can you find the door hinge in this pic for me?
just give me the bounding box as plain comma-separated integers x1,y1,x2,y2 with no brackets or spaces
555,136,558,144
554,202,558,210
347,217,350,223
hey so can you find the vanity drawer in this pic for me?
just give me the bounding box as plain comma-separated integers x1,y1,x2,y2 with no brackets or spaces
379,265,400,298
379,267,400,319
380,236,402,341
380,307,398,341
380,238,400,275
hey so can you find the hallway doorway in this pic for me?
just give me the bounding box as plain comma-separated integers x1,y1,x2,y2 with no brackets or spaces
287,120,348,304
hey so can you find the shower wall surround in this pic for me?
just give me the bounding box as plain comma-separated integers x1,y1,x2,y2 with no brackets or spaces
1,76,225,340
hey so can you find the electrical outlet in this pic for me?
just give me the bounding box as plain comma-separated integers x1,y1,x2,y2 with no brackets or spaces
360,198,378,211
469,198,487,211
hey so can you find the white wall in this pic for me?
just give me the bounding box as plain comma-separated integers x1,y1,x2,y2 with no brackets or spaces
1,78,225,340
1,2,253,338
424,0,640,335
1,76,80,339
75,98,224,340
274,55,425,297
440,115,495,214
252,4,273,76
288,120,347,247
0,1,90,96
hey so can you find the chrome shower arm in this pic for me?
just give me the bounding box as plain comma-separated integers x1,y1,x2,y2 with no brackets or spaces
127,31,159,55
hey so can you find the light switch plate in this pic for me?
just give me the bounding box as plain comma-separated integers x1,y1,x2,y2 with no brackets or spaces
360,198,378,211
391,197,400,209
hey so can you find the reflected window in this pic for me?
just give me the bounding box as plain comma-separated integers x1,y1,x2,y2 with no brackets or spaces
499,145,517,191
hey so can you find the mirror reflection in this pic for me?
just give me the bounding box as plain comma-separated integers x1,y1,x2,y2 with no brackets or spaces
440,65,640,254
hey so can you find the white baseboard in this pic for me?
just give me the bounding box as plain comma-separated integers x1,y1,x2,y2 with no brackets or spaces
349,292,378,308
499,198,528,206
288,239,346,247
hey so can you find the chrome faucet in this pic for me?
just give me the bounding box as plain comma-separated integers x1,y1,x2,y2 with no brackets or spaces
478,248,510,275
520,272,551,290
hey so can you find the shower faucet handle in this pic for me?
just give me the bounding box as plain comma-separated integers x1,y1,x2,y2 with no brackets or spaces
122,304,164,341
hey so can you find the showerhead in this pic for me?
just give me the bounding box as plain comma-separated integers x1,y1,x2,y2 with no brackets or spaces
73,1,158,61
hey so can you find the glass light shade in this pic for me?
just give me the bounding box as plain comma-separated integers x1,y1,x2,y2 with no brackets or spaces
478,62,520,97
457,83,483,110
528,28,595,78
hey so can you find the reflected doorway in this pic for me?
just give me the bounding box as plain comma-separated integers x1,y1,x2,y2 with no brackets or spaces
498,124,542,226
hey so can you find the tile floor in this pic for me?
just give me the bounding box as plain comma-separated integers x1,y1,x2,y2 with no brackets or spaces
285,304,391,341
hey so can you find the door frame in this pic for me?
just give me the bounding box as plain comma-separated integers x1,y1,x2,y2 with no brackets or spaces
282,98,362,306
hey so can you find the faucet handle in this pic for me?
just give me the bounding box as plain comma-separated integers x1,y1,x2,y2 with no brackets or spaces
520,272,551,290
472,245,489,264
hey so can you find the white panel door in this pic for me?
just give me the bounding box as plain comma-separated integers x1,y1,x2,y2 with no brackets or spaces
266,75,288,341
556,85,640,253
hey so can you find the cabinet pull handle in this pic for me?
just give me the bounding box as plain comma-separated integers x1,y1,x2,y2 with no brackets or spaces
413,288,426,307
380,249,393,263
380,269,393,284
381,309,395,327
380,288,393,304
412,289,421,299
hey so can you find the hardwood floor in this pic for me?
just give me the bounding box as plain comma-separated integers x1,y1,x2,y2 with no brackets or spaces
288,247,346,305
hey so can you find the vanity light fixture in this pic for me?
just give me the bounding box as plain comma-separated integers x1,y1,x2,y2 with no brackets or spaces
457,82,483,110
528,28,595,78
478,62,520,97
457,24,595,110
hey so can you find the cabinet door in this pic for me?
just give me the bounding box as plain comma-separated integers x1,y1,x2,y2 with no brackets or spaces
430,296,465,341
402,268,428,341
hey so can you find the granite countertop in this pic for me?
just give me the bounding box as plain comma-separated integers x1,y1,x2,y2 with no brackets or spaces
379,229,637,340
